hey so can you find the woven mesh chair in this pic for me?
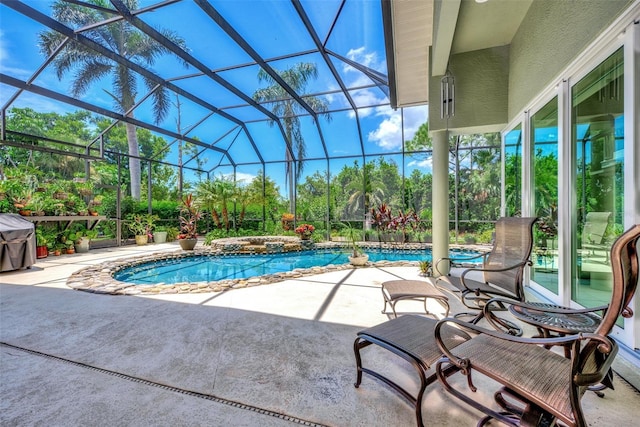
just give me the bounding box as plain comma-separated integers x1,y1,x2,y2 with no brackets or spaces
434,224,640,427
434,217,537,330
581,211,612,263
354,315,472,427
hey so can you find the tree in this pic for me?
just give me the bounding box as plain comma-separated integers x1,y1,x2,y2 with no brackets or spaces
296,170,331,221
252,62,330,212
245,171,284,226
404,122,433,153
195,175,236,231
4,107,93,177
94,118,173,197
344,161,387,219
39,0,187,200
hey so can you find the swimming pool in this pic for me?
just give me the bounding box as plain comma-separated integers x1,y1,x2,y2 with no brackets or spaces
114,248,480,285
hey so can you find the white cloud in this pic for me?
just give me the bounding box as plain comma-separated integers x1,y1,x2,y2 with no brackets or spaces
229,172,256,185
408,157,433,171
366,105,428,151
402,107,429,140
367,109,402,150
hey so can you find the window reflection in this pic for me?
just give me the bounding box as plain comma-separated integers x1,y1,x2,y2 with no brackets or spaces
572,47,624,311
531,98,559,293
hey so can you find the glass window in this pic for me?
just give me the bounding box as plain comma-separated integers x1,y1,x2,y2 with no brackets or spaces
530,97,559,293
571,47,624,309
504,125,522,217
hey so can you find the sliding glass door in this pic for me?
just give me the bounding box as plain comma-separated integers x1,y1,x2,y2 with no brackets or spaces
571,47,624,308
531,98,559,294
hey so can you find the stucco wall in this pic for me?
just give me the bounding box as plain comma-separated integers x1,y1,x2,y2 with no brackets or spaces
508,0,631,120
429,45,509,134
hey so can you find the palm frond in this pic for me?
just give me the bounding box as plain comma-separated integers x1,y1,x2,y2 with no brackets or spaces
144,78,171,124
71,59,112,97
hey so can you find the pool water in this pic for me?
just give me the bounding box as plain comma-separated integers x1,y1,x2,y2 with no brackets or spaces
114,248,480,285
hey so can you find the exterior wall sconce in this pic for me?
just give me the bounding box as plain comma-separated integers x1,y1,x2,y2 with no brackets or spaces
440,71,455,119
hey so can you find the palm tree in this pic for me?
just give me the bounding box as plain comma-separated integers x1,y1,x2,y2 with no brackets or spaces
195,175,236,231
38,0,187,200
345,163,387,218
234,184,258,228
252,62,330,213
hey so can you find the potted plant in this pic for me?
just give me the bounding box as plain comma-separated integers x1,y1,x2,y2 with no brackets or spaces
418,260,432,277
178,194,202,250
345,223,368,266
52,243,63,256
294,223,315,240
127,213,158,245
60,232,76,254
165,226,180,242
35,227,51,259
281,212,294,231
153,225,169,244
68,227,98,253
74,180,94,197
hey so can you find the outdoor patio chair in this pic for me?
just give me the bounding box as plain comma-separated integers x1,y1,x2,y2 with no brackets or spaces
581,211,612,263
434,224,639,427
434,217,537,330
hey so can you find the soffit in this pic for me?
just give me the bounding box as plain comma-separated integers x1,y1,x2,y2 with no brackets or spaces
391,0,433,108
389,0,532,108
451,0,533,54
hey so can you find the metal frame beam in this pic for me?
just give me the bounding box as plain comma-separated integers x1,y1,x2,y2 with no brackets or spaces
0,73,227,157
108,0,283,166
3,0,237,164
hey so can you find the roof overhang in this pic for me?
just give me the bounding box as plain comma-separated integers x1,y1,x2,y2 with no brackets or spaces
384,0,533,109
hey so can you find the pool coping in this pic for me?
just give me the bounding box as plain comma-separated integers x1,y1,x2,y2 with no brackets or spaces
66,242,487,296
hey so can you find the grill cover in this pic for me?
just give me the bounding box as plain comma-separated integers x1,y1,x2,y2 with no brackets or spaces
0,213,36,272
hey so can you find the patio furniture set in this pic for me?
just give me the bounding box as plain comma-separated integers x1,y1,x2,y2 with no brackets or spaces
354,217,640,427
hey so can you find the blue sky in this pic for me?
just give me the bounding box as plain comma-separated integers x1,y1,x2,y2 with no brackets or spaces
0,0,428,190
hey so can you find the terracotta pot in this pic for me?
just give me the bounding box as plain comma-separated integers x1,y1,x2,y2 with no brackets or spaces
36,245,48,259
179,238,197,250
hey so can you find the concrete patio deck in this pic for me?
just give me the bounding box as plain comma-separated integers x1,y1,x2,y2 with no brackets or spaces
1,242,639,426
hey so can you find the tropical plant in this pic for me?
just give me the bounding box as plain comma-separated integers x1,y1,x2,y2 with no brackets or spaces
178,194,202,239
195,176,235,231
370,204,393,243
35,227,57,248
294,223,315,239
38,0,187,200
345,162,387,217
126,213,158,236
68,227,99,243
234,184,258,228
342,222,364,258
163,226,180,242
253,62,331,213
418,260,432,276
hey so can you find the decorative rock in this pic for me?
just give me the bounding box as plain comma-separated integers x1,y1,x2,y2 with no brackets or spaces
64,240,467,296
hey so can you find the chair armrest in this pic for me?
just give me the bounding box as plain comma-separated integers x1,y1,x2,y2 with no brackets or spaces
458,260,529,291
434,252,489,275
